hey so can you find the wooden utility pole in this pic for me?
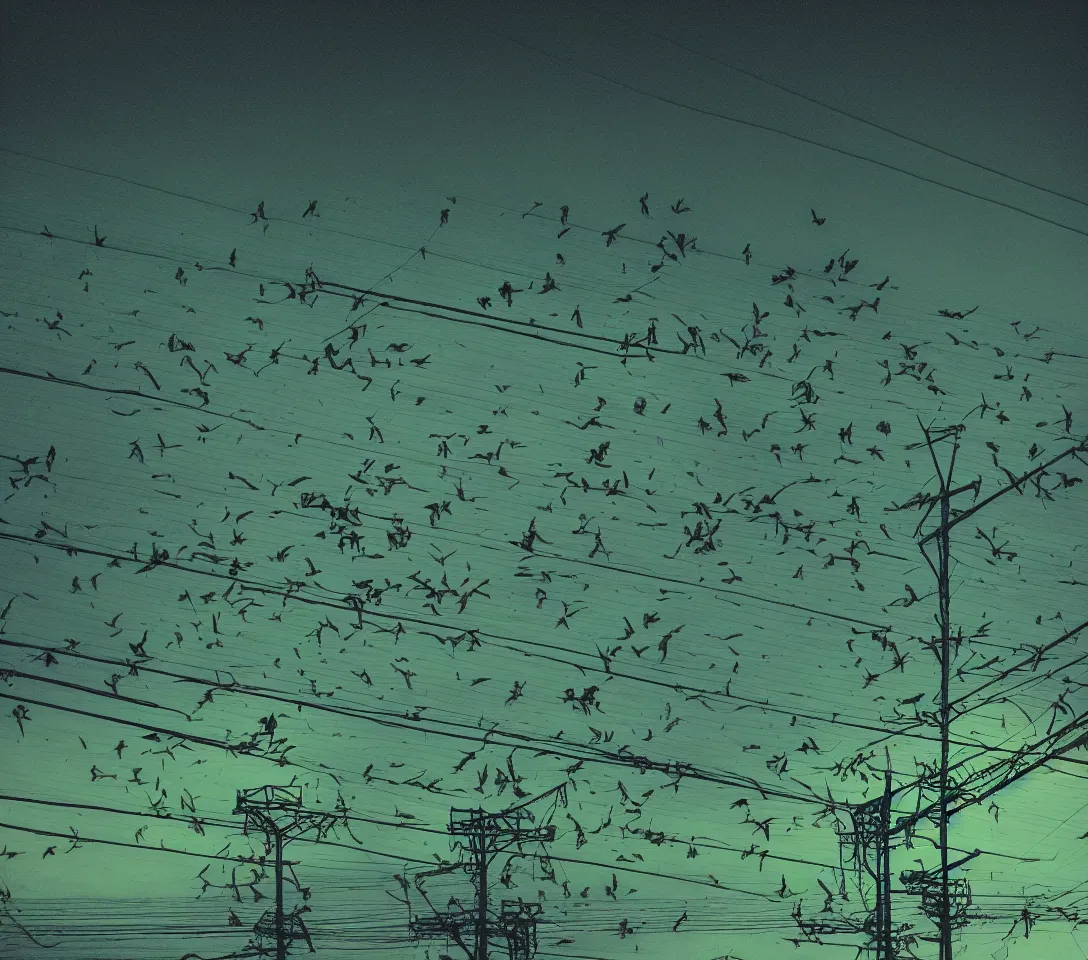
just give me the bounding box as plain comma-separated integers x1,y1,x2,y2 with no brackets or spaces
410,805,554,960
879,748,893,959
803,428,1088,960
933,429,955,960
234,785,331,958
911,424,1087,957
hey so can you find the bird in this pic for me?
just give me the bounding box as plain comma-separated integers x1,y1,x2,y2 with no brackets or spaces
750,816,775,840
602,223,626,247
7,171,1074,937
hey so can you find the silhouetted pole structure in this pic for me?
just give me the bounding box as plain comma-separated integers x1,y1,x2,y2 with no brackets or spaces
908,424,1088,957
499,900,544,960
473,814,488,960
274,827,285,958
828,759,894,959
935,440,954,960
411,805,554,960
807,429,1088,960
450,807,554,960
878,750,893,959
912,420,977,960
234,785,319,959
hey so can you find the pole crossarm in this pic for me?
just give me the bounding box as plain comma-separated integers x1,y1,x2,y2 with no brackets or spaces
231,785,326,960
887,422,1088,960
916,442,1086,547
449,807,557,852
409,804,555,960
235,786,303,834
889,707,1088,838
409,908,475,939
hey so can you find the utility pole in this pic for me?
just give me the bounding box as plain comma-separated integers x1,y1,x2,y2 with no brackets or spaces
499,900,544,960
471,809,489,960
800,426,1088,960
879,750,893,959
816,749,894,959
234,785,330,959
908,420,1006,959
898,423,1086,957
928,422,957,960
410,805,555,960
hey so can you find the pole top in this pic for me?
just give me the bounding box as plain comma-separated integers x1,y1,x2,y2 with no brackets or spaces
234,785,303,817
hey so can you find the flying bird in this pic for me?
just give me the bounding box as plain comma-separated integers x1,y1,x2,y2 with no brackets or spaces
602,223,626,247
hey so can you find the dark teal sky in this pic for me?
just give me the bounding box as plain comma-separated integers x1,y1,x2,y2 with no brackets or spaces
1,1,1086,959
2,0,1085,314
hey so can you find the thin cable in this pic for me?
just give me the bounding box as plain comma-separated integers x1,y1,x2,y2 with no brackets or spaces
467,22,1088,240
583,0,1088,210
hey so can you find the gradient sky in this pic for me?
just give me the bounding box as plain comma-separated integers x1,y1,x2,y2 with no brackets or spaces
1,1,1086,959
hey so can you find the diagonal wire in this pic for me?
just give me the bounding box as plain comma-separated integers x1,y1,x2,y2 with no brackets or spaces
464,19,1088,240
582,0,1088,210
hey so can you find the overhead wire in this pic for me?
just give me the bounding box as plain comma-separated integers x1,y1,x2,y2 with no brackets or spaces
4,140,1083,936
460,20,1088,240
581,0,1088,211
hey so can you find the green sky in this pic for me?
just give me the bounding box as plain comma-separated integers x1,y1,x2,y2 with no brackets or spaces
1,1,1086,958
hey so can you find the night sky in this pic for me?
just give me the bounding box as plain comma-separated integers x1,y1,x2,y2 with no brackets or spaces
1,1,1086,958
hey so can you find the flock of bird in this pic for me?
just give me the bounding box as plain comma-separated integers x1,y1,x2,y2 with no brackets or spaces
0,165,1085,959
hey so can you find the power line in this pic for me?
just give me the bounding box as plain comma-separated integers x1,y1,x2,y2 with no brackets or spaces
4,156,1083,949
5,143,1078,377
0,795,451,869
0,819,294,865
4,140,1079,822
466,21,1088,240
4,137,1083,345
582,0,1088,211
0,790,801,905
0,445,896,639
6,635,1088,895
7,622,1083,796
2,298,1079,792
